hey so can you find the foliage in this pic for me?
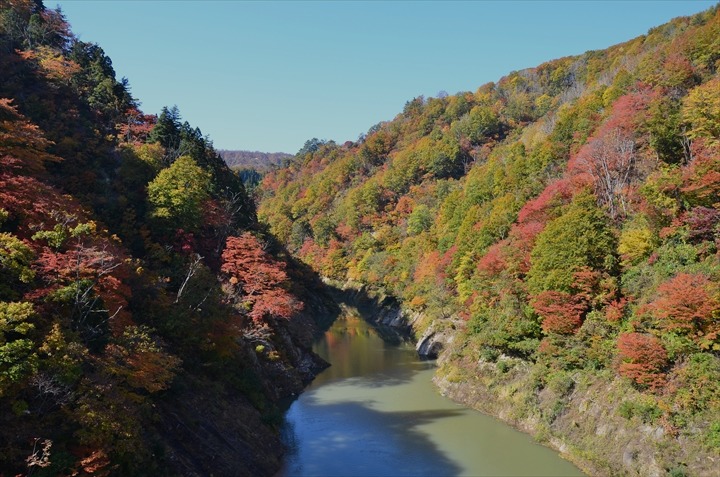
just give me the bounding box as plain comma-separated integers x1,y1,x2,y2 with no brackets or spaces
255,8,720,468
648,272,720,349
531,290,586,335
526,192,616,294
617,332,669,391
0,2,305,472
147,155,211,232
221,233,302,323
0,301,37,396
682,78,720,145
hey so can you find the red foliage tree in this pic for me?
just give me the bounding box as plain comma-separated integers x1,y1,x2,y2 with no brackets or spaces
116,107,156,144
476,242,507,277
221,233,302,323
531,290,587,334
34,228,133,336
568,90,653,219
617,332,668,391
681,139,720,207
679,206,720,242
516,178,575,225
605,298,628,322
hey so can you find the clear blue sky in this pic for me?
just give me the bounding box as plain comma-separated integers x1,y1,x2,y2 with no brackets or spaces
55,1,717,154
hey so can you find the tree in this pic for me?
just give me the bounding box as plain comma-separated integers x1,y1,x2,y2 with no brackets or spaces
569,92,650,219
683,78,720,146
527,192,616,294
148,105,182,162
649,272,720,349
0,232,35,295
617,332,668,391
67,41,134,123
0,301,38,397
407,204,432,235
0,98,61,173
103,326,180,393
531,290,586,335
34,225,133,341
221,233,302,323
296,138,324,157
147,155,211,232
451,105,501,145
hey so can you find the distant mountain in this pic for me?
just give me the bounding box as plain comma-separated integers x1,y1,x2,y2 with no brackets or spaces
219,149,292,172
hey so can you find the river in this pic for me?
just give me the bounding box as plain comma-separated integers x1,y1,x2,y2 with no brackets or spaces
278,310,585,477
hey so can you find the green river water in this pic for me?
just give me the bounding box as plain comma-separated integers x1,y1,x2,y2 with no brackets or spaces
279,312,585,477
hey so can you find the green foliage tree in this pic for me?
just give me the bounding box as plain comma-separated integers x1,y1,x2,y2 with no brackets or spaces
0,233,35,299
0,301,37,396
407,204,432,235
527,192,616,294
148,105,182,160
451,105,501,145
147,155,211,232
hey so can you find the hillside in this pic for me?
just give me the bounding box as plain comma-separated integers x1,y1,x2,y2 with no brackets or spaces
258,6,720,476
0,2,333,475
218,149,292,172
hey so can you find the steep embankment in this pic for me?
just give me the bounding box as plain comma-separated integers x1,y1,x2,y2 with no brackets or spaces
259,6,720,476
0,3,332,475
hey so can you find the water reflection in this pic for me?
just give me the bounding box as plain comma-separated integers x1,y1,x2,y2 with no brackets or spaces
279,313,585,477
311,313,418,387
282,400,463,477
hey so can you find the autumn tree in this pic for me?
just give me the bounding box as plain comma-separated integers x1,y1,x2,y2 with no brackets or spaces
527,191,616,294
569,93,651,219
683,78,720,146
0,98,61,173
531,290,586,335
221,233,302,324
103,325,180,393
617,332,669,391
648,272,720,350
147,155,211,232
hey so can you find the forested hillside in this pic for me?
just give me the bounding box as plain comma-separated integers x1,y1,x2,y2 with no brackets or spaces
259,6,720,475
218,150,291,172
218,149,292,191
0,2,331,475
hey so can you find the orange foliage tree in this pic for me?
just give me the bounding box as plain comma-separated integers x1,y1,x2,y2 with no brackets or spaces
648,272,720,349
617,332,669,391
0,98,61,173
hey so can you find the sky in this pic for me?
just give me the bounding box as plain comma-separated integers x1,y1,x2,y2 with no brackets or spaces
54,1,717,154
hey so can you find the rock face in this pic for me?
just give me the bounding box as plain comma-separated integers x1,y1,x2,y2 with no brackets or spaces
154,292,335,477
154,374,286,477
416,329,444,358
